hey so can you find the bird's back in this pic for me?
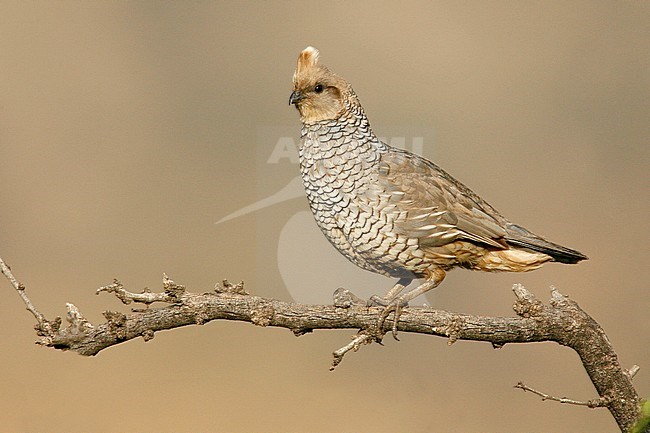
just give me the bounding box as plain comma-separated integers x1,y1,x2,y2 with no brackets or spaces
375,146,588,269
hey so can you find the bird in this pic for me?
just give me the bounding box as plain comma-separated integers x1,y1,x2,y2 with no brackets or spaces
289,46,587,336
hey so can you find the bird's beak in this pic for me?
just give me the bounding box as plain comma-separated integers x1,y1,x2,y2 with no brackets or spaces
289,90,303,105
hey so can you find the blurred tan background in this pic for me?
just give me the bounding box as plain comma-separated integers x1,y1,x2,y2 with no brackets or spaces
1,1,648,432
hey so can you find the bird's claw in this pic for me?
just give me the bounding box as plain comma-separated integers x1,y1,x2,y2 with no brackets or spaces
368,296,409,340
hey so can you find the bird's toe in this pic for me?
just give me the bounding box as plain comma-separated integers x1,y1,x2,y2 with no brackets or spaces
367,294,409,308
369,296,410,340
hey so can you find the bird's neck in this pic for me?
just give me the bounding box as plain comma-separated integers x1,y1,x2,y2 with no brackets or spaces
300,98,387,155
298,98,386,204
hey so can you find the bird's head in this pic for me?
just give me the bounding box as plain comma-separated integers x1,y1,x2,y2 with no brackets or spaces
289,46,353,123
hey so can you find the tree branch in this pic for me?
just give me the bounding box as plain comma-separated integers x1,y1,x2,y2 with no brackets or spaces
0,256,643,431
514,381,610,408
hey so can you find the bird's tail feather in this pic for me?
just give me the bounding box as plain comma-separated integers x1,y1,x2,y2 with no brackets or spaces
505,224,588,264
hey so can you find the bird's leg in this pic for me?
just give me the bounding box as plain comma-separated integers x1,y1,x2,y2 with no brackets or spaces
378,269,446,340
367,277,412,307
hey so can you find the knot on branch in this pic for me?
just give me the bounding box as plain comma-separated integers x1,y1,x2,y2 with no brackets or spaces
162,274,186,300
103,310,128,340
512,284,545,318
66,303,94,334
194,306,211,325
292,328,313,337
445,314,464,345
34,316,61,340
214,279,248,295
251,303,275,327
548,287,582,316
41,303,95,349
333,287,364,308
141,329,155,342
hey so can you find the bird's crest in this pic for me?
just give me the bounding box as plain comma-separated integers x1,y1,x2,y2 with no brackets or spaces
293,46,321,85
298,46,320,71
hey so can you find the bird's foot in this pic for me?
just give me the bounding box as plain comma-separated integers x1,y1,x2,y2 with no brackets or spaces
367,295,409,340
366,295,408,307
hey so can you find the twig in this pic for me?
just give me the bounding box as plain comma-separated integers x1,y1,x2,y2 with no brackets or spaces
331,332,374,370
0,257,58,343
0,258,45,323
626,365,641,380
96,275,185,306
514,382,610,408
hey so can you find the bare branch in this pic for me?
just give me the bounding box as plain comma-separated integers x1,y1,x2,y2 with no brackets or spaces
626,365,641,380
0,257,60,345
0,256,643,432
0,257,46,324
331,331,375,371
96,275,185,306
514,382,610,408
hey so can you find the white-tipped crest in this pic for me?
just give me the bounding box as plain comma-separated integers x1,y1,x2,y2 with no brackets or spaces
293,46,320,83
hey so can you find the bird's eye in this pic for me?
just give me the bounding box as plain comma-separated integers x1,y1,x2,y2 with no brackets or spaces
314,84,324,93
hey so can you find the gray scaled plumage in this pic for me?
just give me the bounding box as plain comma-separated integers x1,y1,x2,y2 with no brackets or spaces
289,47,587,329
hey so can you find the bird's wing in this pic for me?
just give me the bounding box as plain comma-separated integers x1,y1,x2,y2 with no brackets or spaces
375,148,509,249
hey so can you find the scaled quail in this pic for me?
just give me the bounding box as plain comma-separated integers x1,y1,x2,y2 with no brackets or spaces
289,47,587,333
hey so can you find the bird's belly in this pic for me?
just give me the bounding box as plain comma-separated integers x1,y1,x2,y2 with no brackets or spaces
308,193,432,277
301,157,433,277
308,190,546,276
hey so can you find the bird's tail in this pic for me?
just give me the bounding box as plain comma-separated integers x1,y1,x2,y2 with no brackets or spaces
505,224,588,264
